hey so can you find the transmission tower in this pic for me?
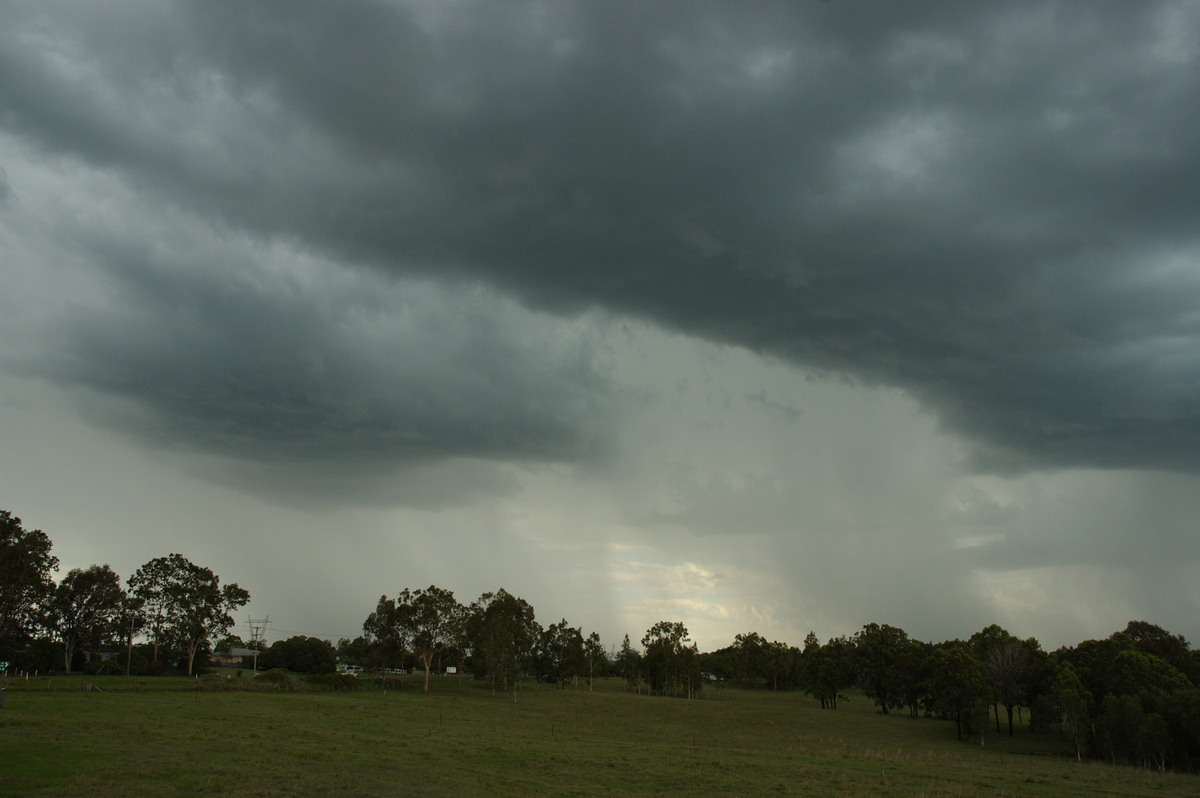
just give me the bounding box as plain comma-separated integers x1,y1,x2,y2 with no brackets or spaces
246,616,270,673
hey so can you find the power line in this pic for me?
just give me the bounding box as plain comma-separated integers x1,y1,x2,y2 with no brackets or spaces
246,616,270,673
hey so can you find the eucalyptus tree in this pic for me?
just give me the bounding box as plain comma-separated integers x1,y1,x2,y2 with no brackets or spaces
617,634,641,691
583,631,606,689
127,555,180,664
969,624,1013,732
854,622,910,715
803,635,857,709
928,641,991,742
894,638,934,718
763,639,797,691
1045,659,1092,762
0,510,58,649
260,636,337,674
1120,620,1200,686
128,554,249,674
464,588,539,694
537,619,585,687
641,620,702,698
394,586,462,693
731,631,768,685
984,637,1037,736
45,564,125,673
362,594,404,672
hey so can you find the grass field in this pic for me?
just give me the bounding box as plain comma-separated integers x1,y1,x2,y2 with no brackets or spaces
2,674,1197,797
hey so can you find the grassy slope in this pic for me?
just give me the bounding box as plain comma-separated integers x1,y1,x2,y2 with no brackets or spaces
1,675,1197,797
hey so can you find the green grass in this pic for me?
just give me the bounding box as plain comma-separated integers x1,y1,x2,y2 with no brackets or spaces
2,675,1197,797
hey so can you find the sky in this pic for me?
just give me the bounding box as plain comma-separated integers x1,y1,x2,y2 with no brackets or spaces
3,1,1200,655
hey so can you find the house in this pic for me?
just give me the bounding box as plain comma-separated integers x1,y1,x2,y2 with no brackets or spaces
212,647,261,668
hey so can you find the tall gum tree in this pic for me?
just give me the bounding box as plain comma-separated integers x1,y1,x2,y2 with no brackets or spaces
396,586,462,693
641,620,702,698
45,564,125,673
465,589,539,695
0,510,58,649
128,554,249,674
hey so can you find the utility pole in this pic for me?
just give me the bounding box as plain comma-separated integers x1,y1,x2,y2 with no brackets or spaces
124,609,140,677
246,616,269,673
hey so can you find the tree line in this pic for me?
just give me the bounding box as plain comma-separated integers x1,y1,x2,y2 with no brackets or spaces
698,621,1200,770
338,589,698,699
1,511,248,676
5,508,1200,771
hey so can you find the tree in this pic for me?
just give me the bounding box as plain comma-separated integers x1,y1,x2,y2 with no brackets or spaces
392,586,462,693
336,635,375,667
127,555,181,665
969,624,1009,731
969,625,1036,736
732,631,769,685
362,594,405,672
215,634,247,651
763,640,797,691
44,564,125,674
537,619,585,687
583,631,606,689
1098,694,1149,766
803,635,857,709
128,554,249,674
984,639,1034,735
1106,649,1191,697
728,632,793,688
1120,621,1199,686
928,641,991,742
1051,657,1099,763
640,621,702,698
798,631,822,703
259,636,336,673
617,634,641,691
1062,635,1135,701
464,589,539,695
854,623,910,714
894,639,934,718
0,510,58,650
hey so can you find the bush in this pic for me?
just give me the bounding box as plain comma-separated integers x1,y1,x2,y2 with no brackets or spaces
259,637,337,674
360,675,406,691
82,657,124,676
13,639,63,673
254,668,299,691
304,672,360,692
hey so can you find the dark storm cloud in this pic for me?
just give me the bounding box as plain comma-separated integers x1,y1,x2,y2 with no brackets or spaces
3,1,1200,473
14,216,610,466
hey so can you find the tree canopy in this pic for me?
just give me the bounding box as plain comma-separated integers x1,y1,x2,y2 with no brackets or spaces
128,553,249,675
0,510,58,650
44,564,125,673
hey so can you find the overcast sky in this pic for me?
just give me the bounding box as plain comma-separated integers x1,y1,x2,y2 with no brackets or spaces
3,1,1200,654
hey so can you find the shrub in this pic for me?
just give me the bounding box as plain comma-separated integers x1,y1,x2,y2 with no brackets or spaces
304,672,360,692
254,668,299,691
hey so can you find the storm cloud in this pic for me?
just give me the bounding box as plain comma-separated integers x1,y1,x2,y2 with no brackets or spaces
3,1,1199,649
